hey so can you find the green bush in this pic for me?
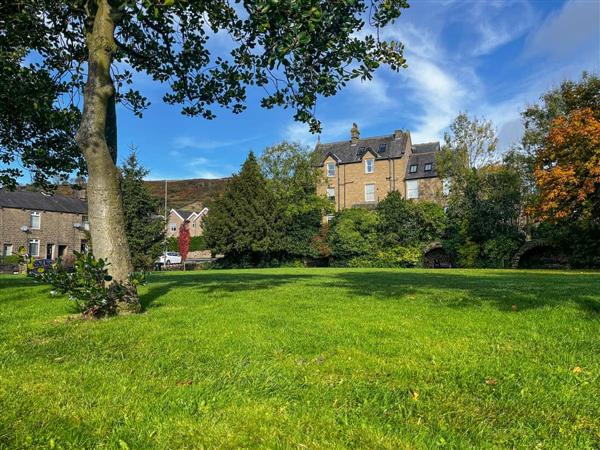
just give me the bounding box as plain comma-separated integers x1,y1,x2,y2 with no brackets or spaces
347,246,422,268
33,252,144,318
166,235,208,253
457,241,480,268
482,235,522,268
327,208,379,259
0,255,21,265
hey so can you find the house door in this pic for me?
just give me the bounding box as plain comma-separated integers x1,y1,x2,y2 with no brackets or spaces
58,245,67,257
46,244,55,260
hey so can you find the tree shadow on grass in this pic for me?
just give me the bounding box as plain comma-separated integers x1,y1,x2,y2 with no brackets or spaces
140,271,317,311
332,270,600,316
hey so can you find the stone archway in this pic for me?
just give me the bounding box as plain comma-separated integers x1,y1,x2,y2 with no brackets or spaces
423,242,452,268
511,239,569,269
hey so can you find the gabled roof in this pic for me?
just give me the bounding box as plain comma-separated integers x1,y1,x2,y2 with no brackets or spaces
171,208,208,221
0,190,87,214
317,132,410,164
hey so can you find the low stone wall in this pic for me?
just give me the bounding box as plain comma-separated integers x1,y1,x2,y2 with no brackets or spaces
188,250,212,259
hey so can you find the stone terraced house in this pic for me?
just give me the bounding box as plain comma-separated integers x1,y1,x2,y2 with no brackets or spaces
316,124,446,216
0,191,88,260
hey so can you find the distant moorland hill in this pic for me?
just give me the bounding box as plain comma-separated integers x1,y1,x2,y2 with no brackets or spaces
50,177,228,211
144,178,229,211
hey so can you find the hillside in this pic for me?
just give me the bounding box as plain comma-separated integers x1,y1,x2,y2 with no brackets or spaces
144,178,229,211
52,177,228,211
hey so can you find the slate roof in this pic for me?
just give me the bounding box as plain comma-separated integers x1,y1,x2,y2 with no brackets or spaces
0,190,87,214
175,209,195,220
316,131,410,164
405,143,440,180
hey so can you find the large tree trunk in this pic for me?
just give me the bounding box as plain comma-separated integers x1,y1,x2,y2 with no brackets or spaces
76,0,139,311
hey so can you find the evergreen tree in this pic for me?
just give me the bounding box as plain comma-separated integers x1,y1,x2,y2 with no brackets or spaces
204,152,281,262
120,152,165,270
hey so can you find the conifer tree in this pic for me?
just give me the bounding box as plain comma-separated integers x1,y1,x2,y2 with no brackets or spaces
204,152,281,261
120,152,165,270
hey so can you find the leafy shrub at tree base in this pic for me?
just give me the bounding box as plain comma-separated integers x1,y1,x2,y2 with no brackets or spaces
33,252,145,318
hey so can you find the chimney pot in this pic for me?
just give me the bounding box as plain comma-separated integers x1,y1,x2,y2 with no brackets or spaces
394,129,403,140
351,123,360,145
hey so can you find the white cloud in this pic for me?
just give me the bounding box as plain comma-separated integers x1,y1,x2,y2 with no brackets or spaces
173,135,260,150
468,0,536,56
525,0,600,59
349,74,394,106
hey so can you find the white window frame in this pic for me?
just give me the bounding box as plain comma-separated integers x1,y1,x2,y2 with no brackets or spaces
406,180,419,199
325,214,335,224
365,184,376,202
326,162,336,178
365,159,374,174
326,187,335,201
409,164,418,174
30,211,41,229
28,239,40,257
3,243,13,256
424,163,433,172
169,223,177,232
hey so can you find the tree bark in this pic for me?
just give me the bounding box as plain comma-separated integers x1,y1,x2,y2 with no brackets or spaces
76,0,138,310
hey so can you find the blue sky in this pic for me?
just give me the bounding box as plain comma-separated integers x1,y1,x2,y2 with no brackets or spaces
115,0,600,180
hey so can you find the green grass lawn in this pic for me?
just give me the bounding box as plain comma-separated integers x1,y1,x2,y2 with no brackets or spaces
1,269,599,449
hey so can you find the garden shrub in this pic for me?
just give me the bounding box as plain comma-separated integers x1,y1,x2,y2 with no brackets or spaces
347,245,422,268
457,240,480,268
1,254,21,265
33,252,144,318
482,235,523,268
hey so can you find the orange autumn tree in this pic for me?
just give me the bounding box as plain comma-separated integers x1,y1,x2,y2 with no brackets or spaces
533,107,600,222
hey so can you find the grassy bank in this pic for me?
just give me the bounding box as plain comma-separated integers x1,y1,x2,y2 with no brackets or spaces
1,269,598,448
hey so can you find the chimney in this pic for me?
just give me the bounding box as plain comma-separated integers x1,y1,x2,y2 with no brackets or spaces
351,123,360,145
394,129,403,140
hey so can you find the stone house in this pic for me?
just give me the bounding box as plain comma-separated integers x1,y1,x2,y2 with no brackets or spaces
316,124,446,216
166,207,208,238
0,191,88,260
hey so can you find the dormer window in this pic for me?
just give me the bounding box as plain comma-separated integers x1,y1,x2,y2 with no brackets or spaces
378,144,386,153
327,162,336,177
409,164,418,173
30,211,41,229
424,163,432,172
365,159,374,174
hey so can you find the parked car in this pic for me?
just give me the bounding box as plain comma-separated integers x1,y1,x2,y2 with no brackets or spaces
157,252,182,265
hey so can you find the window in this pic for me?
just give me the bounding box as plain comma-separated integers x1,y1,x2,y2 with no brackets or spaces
30,211,40,229
378,144,386,153
80,240,89,253
326,187,335,201
409,164,418,173
424,163,433,172
325,214,335,224
327,162,336,177
365,184,376,202
442,178,451,196
3,244,13,256
169,223,177,232
28,239,40,257
365,159,374,174
406,180,419,199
